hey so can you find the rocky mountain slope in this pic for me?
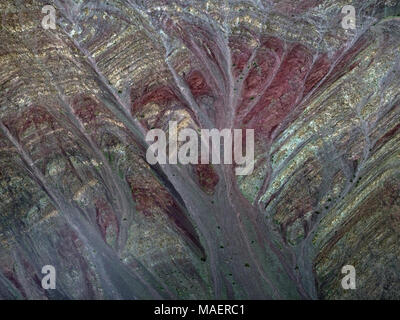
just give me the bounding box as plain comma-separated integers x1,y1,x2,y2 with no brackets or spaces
0,0,399,299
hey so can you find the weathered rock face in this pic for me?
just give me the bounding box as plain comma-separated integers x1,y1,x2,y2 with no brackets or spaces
0,0,399,299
